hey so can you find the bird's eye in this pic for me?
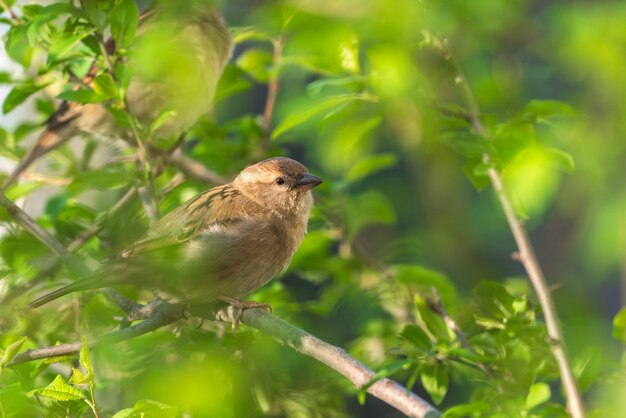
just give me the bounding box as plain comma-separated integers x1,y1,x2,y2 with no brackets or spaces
275,177,285,185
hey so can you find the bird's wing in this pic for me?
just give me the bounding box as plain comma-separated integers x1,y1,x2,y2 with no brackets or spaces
117,184,259,259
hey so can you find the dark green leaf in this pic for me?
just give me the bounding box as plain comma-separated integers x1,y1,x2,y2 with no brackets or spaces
420,362,448,405
463,159,491,191
473,281,516,320
0,72,11,84
400,324,432,351
439,131,493,158
110,0,138,48
516,100,577,124
79,0,106,29
214,65,253,102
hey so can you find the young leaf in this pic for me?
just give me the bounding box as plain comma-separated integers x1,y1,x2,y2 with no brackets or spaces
525,382,551,410
612,308,626,342
272,93,378,138
110,0,139,48
420,362,448,405
112,399,178,418
356,359,412,405
79,338,93,375
28,375,86,401
93,73,119,101
0,337,27,367
345,153,396,183
58,88,108,104
236,48,273,83
47,29,94,65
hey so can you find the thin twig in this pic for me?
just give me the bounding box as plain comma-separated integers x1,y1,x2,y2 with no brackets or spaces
0,0,18,23
0,191,89,277
260,32,285,152
167,151,230,185
432,36,586,418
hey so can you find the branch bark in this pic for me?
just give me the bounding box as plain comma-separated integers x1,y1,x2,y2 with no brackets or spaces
9,301,441,418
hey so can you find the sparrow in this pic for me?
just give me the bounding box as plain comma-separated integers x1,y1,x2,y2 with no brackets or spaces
29,158,323,316
3,0,233,190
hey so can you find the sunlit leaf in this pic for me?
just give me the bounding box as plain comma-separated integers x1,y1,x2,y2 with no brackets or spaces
112,399,178,418
28,375,85,401
2,82,49,114
110,0,139,48
613,308,626,342
346,153,396,183
420,362,448,405
0,337,27,367
58,88,108,104
236,48,273,83
272,93,378,138
525,382,551,410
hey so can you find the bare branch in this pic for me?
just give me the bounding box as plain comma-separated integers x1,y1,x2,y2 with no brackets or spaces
167,151,230,185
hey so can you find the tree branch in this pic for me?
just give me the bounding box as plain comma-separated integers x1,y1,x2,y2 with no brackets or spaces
10,301,441,418
430,36,586,418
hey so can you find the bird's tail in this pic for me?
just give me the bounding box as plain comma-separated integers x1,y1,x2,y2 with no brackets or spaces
29,278,95,309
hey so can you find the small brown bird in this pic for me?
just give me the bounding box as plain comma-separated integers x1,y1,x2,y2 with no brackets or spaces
3,1,233,190
30,158,322,318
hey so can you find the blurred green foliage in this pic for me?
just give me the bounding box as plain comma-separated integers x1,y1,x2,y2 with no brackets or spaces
1,0,625,417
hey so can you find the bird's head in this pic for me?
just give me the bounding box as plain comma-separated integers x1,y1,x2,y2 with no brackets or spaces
234,157,322,215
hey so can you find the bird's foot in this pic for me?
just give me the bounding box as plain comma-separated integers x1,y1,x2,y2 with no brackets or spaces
218,295,272,332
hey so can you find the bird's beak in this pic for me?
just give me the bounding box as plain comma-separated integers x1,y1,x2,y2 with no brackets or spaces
296,173,323,191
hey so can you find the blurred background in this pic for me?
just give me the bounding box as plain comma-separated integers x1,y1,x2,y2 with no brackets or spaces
0,0,625,417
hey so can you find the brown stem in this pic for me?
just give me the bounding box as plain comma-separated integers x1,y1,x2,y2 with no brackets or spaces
261,33,285,152
432,36,586,418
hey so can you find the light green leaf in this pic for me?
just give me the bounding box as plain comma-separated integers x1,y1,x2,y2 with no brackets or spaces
5,24,33,66
525,382,551,410
272,93,378,138
231,26,273,44
112,399,178,418
613,308,626,342
47,28,94,65
421,362,448,405
28,375,85,401
2,82,49,114
79,338,93,374
357,359,413,405
345,190,396,239
543,147,575,173
93,73,119,101
346,153,396,183
110,0,138,48
236,48,273,83
0,337,27,367
58,88,108,104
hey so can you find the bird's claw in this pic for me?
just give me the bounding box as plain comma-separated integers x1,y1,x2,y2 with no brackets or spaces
218,295,272,333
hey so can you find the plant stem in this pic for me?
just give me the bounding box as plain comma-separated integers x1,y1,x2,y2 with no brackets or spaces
433,37,586,418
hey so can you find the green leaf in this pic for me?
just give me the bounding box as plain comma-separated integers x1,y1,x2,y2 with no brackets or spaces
80,0,107,29
517,100,577,124
93,73,119,101
443,402,490,418
395,264,457,309
0,72,11,84
574,347,603,391
112,399,178,418
110,0,138,48
525,382,551,410
231,26,273,44
346,153,396,183
236,48,273,83
214,65,253,102
414,294,451,342
28,375,85,401
421,362,448,405
439,131,493,158
542,147,575,173
400,324,432,352
47,28,94,65
357,359,412,405
272,93,378,138
58,88,108,104
344,190,396,239
0,337,27,367
473,281,516,320
613,308,626,342
5,24,33,66
79,338,93,375
2,82,49,114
